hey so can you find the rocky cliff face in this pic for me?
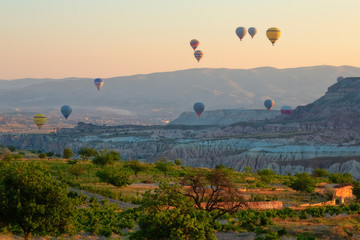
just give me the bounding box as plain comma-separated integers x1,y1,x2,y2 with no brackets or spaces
3,77,360,178
288,77,360,128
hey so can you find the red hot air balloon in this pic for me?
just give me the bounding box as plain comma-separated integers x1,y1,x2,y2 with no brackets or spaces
280,105,292,114
190,39,199,51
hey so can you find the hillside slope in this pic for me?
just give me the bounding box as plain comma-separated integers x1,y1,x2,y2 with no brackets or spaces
1,66,360,122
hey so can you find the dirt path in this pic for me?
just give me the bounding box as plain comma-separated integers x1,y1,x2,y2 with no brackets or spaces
68,187,139,209
215,232,256,240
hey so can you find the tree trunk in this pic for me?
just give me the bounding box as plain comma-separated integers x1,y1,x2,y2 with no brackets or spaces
24,230,31,240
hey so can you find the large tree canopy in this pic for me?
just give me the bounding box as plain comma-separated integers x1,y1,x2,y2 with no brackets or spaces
0,162,74,240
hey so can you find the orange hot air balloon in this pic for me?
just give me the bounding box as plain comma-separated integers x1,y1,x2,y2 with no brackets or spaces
33,114,47,129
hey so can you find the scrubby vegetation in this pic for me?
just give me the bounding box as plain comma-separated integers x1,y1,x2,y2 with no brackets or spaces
0,147,360,239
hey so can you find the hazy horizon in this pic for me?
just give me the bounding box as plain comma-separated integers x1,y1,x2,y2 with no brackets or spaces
0,64,358,81
1,0,360,79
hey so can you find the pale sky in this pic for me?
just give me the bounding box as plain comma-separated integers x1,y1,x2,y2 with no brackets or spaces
1,0,359,79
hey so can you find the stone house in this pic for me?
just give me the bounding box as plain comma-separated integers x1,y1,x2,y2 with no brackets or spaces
325,183,354,204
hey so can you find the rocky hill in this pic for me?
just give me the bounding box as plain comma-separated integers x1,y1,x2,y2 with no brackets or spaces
3,76,360,179
287,77,360,128
170,109,280,126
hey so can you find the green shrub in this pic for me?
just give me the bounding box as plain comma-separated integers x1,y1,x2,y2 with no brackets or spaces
96,167,131,187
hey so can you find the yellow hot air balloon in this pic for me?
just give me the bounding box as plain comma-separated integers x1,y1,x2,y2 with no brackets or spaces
33,114,47,129
266,27,281,46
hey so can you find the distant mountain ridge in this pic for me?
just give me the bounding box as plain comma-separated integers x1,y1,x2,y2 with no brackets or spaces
2,65,360,123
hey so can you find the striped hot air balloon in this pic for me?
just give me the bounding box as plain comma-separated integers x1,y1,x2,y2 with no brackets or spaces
266,27,281,46
280,105,292,115
33,114,47,129
190,39,199,51
193,102,205,117
264,99,274,111
94,78,104,91
194,50,203,62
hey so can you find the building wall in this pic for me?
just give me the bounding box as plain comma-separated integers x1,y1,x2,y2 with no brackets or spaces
246,201,283,210
334,186,353,198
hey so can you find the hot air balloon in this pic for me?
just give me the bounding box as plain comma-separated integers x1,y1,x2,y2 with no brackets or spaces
94,78,104,91
248,27,257,39
266,27,281,46
194,50,203,62
193,102,205,117
280,105,292,114
264,99,274,111
33,114,47,129
235,27,247,41
190,39,199,51
61,105,72,119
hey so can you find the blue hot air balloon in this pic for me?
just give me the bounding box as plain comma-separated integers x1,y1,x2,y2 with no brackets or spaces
193,102,205,117
235,27,247,41
94,78,104,91
264,99,274,111
61,105,72,119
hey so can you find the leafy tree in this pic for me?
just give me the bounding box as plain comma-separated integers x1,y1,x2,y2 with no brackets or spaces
96,167,131,187
328,172,353,184
55,153,61,158
174,159,182,166
312,168,328,177
130,182,216,240
125,159,147,177
92,150,121,168
68,164,87,179
352,181,360,201
13,154,23,160
77,201,135,237
2,154,13,162
47,152,54,158
7,146,16,152
38,152,47,159
245,166,252,174
182,166,246,220
0,162,74,240
78,147,98,161
257,168,275,184
63,148,74,159
155,158,173,177
290,172,316,193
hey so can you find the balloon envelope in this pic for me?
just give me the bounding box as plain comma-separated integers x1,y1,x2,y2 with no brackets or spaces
280,105,292,115
190,39,199,50
61,105,72,119
33,114,47,129
94,78,104,91
193,102,205,117
248,27,257,38
194,50,203,62
264,99,274,110
235,27,247,41
266,27,281,45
